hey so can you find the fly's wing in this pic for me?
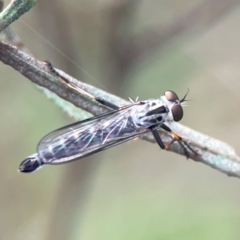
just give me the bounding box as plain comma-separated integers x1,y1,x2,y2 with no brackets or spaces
37,105,149,165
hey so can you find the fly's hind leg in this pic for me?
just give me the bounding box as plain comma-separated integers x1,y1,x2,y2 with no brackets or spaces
43,61,119,110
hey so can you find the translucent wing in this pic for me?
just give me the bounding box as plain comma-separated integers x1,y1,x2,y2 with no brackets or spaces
37,105,149,165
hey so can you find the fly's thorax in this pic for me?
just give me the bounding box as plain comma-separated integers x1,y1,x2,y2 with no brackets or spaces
132,99,171,128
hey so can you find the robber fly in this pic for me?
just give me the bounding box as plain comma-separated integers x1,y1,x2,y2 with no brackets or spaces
19,61,195,173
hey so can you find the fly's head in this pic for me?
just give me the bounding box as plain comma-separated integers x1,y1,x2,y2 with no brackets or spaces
161,90,188,122
132,90,188,128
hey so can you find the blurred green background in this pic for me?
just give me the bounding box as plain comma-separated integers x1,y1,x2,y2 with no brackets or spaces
1,0,240,239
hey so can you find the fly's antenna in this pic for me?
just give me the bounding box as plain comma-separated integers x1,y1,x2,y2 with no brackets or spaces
180,89,189,103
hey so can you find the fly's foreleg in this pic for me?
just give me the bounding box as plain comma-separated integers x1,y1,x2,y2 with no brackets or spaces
150,126,178,151
151,127,165,149
43,61,119,110
152,124,197,158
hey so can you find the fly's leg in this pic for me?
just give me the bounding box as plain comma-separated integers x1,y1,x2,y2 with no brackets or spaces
151,127,165,149
151,127,189,157
151,124,197,158
161,123,197,158
151,126,181,151
43,61,119,110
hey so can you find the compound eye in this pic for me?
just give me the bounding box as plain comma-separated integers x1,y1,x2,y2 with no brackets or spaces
171,104,183,122
165,91,179,102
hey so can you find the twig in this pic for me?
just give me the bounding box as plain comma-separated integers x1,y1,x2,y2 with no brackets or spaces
0,0,36,32
0,41,240,178
0,1,93,120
